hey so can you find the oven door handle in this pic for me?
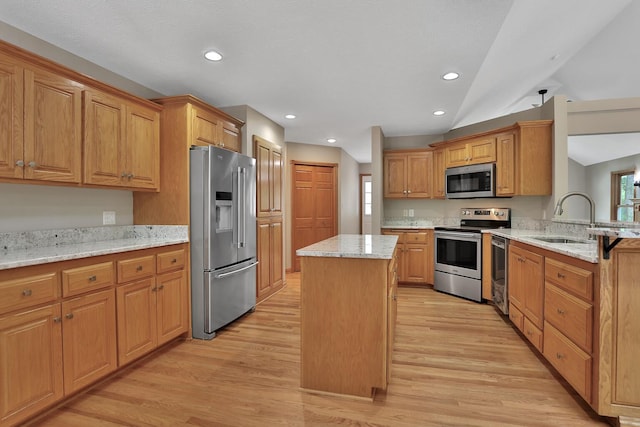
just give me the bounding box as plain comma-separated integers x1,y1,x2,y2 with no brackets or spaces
491,239,506,250
435,231,481,240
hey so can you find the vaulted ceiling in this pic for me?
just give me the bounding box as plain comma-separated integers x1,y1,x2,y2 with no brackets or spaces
0,0,636,162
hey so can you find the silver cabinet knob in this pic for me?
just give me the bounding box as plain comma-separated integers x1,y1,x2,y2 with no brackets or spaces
65,313,74,320
88,275,97,282
28,161,37,168
127,173,134,179
53,317,62,323
22,289,32,297
16,160,25,167
121,172,128,177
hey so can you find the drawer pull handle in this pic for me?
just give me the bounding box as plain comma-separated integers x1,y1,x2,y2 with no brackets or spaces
557,308,565,315
65,313,74,320
88,275,97,282
556,353,564,360
22,289,33,297
171,258,177,264
557,272,566,279
136,265,143,272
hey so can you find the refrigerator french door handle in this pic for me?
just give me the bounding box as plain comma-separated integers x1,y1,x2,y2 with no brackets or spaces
241,167,246,248
215,261,259,279
237,166,243,248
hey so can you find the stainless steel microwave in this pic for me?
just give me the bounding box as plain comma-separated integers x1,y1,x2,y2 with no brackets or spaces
445,163,495,199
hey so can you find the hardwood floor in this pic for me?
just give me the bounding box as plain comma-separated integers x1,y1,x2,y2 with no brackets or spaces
30,273,610,426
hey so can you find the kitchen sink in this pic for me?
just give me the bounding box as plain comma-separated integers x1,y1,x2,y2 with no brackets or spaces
529,236,591,244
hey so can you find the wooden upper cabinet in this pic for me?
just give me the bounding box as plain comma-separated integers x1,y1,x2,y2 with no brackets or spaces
124,103,160,190
23,66,82,183
84,89,159,190
433,120,552,197
496,133,516,196
192,106,241,152
254,135,283,217
0,53,24,180
445,137,496,168
432,148,445,199
383,149,432,198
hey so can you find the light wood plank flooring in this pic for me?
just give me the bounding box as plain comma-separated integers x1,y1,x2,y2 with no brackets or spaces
30,273,610,426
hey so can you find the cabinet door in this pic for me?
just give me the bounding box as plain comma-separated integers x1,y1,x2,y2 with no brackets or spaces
125,103,159,190
508,246,525,309
23,66,82,183
467,137,496,164
0,53,24,179
432,149,445,199
406,152,432,198
220,121,240,152
0,304,63,427
522,248,544,329
256,219,272,301
192,107,219,146
496,133,516,196
116,278,157,366
83,90,126,186
271,148,283,214
384,154,407,198
445,144,468,168
61,288,117,394
404,243,428,282
270,218,284,289
156,269,188,346
255,142,272,216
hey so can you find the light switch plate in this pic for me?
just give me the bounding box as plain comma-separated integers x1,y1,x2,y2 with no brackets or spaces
103,211,116,225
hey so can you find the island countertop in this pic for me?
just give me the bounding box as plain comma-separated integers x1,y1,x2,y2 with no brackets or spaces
296,234,398,259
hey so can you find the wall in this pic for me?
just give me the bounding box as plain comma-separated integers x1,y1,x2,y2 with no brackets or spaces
587,153,640,221
565,158,589,220
285,142,361,269
359,163,372,174
371,126,385,235
0,22,164,232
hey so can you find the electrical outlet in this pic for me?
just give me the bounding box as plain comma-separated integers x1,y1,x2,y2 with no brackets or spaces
408,209,414,217
103,211,116,225
403,209,408,217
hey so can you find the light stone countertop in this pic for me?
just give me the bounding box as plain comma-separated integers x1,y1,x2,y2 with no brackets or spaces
485,229,598,263
587,227,640,238
0,225,189,270
296,234,398,259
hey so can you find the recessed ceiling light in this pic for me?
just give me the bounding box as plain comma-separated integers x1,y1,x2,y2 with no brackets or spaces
204,50,223,61
327,138,337,143
285,114,296,119
433,110,446,116
442,72,459,81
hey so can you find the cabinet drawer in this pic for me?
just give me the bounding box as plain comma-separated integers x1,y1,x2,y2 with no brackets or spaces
508,303,524,332
117,255,155,283
405,232,427,243
382,230,405,244
0,272,59,314
543,321,592,402
523,317,543,353
545,258,593,301
157,249,186,274
545,283,593,352
62,261,114,297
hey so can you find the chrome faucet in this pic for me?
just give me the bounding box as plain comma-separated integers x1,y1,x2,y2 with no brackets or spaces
554,192,596,240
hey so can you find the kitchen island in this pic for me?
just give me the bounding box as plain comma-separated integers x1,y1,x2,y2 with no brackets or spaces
297,234,398,399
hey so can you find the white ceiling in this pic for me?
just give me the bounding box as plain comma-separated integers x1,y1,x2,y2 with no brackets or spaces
568,133,640,166
0,0,637,163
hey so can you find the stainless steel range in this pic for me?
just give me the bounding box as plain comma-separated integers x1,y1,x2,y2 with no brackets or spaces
434,208,510,302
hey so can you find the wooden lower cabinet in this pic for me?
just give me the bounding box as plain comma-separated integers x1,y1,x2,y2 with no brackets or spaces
117,248,188,366
0,244,189,426
507,239,602,414
0,304,63,427
61,288,117,394
300,253,396,398
381,229,433,284
257,216,284,302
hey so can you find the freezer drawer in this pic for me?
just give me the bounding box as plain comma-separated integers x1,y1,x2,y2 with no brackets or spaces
192,259,257,340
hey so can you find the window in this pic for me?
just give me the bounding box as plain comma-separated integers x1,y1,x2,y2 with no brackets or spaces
364,180,372,216
611,169,635,222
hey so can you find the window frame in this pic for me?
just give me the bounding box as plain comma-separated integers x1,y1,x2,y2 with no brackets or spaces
610,168,635,221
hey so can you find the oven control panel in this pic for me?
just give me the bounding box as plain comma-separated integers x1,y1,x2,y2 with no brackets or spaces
460,208,510,220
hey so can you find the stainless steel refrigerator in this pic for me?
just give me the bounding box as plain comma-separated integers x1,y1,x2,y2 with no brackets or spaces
190,145,257,340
